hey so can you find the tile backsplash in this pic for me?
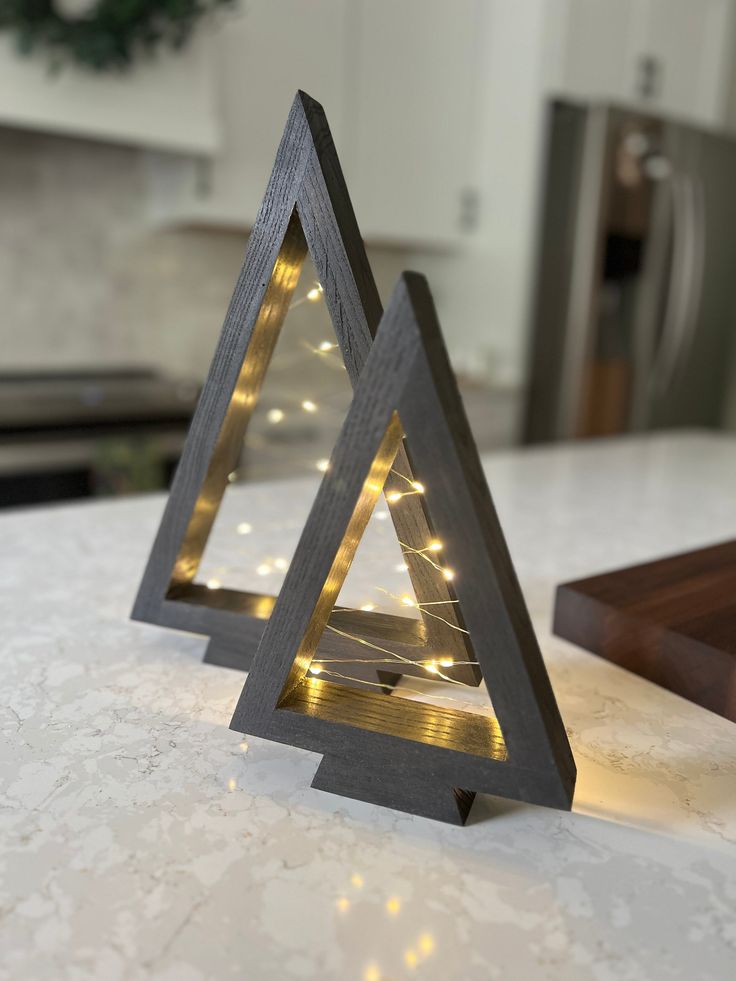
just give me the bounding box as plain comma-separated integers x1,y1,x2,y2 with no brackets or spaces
0,126,407,382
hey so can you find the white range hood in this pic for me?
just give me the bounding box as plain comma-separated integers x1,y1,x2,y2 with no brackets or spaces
0,32,220,155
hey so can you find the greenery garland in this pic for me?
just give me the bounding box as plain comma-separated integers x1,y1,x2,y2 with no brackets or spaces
0,0,235,72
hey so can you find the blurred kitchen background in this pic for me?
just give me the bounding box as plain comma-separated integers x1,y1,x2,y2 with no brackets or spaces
3,0,736,510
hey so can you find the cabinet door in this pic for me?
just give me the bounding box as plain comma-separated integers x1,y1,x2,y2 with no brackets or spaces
561,0,635,100
346,0,482,246
180,0,350,227
0,34,218,154
627,0,734,126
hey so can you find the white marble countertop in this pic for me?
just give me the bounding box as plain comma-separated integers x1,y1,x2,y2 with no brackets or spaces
1,431,735,981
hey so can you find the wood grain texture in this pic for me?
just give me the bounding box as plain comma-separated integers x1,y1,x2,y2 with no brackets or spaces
554,539,736,722
230,272,576,824
281,681,507,759
131,90,471,683
310,754,476,825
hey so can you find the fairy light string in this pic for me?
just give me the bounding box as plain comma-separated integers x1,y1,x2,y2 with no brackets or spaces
200,278,483,704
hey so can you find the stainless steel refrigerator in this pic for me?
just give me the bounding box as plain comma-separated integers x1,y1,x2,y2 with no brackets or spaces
523,99,736,443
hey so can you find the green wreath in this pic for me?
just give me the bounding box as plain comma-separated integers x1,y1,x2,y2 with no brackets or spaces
0,0,235,72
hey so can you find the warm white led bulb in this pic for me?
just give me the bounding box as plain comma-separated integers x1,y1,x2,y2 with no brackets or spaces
442,568,455,581
206,578,222,590
360,603,376,612
267,408,284,424
386,491,403,503
309,665,323,675
316,458,330,473
411,481,425,493
256,563,272,576
236,522,252,535
428,540,443,552
318,340,335,352
301,400,317,413
401,595,415,607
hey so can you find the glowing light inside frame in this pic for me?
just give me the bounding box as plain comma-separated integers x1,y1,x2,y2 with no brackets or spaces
200,280,472,692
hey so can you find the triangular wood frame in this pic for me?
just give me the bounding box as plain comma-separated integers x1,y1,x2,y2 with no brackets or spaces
230,273,576,825
131,91,473,681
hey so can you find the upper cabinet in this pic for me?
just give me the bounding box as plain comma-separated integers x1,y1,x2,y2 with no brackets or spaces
4,0,736,248
559,0,735,129
344,0,482,246
0,0,483,245
167,0,351,229
0,34,219,154
561,0,635,102
150,0,483,246
627,0,734,126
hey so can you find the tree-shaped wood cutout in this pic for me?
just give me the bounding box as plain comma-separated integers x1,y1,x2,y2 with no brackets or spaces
131,92,471,683
230,273,576,825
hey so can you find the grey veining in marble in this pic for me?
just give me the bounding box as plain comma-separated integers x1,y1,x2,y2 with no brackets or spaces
1,432,735,980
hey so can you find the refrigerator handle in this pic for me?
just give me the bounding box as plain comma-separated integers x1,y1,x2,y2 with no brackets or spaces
672,177,706,388
649,175,705,398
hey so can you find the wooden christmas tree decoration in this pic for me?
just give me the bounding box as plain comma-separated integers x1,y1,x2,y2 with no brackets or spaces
230,273,576,825
131,91,470,681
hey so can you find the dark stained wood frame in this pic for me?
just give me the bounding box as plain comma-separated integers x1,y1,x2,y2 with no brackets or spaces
230,273,577,825
131,91,473,681
554,539,736,723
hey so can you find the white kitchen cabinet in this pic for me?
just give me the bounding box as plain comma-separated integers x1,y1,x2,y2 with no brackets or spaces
151,0,483,246
561,0,635,101
164,0,350,229
0,33,219,154
626,0,734,125
559,0,735,128
344,0,483,246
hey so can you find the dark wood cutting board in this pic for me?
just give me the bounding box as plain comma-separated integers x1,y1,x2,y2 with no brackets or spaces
554,539,736,722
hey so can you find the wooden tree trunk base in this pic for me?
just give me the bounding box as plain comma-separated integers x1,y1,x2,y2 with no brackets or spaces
203,638,250,671
311,754,476,825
